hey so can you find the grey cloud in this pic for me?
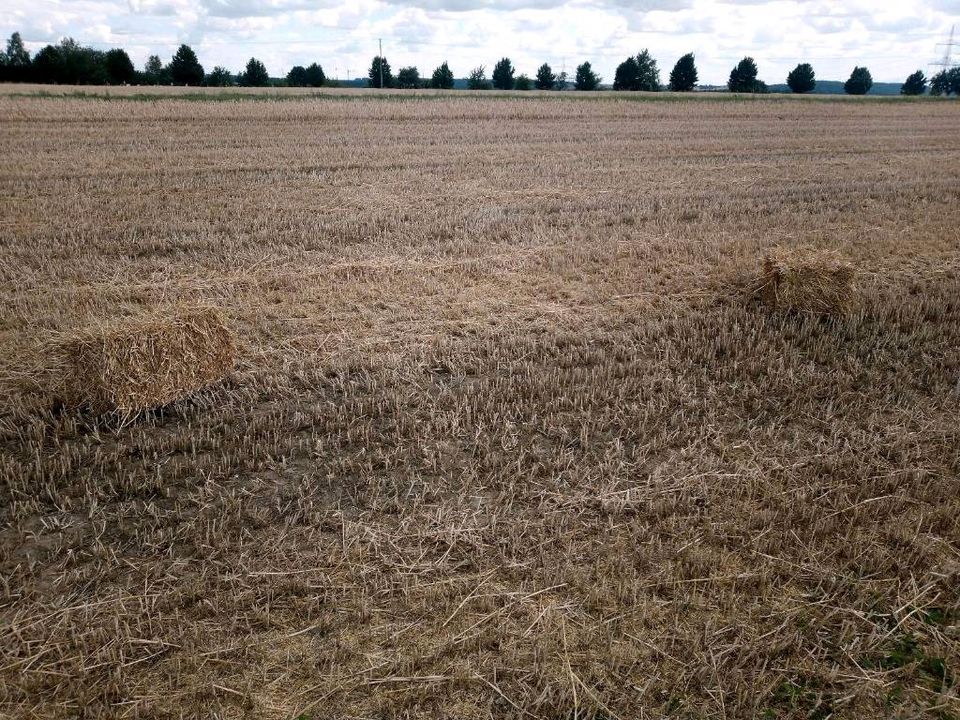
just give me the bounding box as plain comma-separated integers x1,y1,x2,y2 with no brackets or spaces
382,0,692,12
382,0,566,10
127,0,183,16
198,0,336,18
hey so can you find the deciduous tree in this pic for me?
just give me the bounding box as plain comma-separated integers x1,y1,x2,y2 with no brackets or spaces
207,66,234,86
786,62,815,94
397,66,421,89
535,63,556,90
104,48,136,85
467,66,491,90
844,66,872,95
613,50,659,91
430,61,454,89
1,32,30,82
239,57,269,86
574,62,600,90
144,54,166,84
728,57,764,93
304,63,325,87
669,53,697,91
901,69,926,96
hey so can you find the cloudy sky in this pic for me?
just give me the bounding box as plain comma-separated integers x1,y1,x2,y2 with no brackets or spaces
3,0,959,84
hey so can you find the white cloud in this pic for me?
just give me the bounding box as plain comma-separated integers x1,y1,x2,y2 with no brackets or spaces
0,0,956,83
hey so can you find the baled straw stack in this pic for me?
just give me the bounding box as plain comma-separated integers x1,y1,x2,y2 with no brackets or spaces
51,306,235,415
756,246,856,315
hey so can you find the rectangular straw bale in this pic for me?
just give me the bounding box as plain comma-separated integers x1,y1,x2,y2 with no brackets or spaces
54,306,235,415
758,247,856,315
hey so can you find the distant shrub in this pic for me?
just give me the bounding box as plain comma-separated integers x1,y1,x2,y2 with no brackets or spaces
514,74,531,90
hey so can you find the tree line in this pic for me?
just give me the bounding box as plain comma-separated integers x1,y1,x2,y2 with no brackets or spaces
0,34,326,87
2,31,960,97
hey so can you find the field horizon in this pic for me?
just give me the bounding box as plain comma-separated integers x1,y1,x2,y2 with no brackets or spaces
0,81,950,102
1,91,958,719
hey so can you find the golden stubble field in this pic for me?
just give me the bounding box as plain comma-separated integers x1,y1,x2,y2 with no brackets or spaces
1,88,959,719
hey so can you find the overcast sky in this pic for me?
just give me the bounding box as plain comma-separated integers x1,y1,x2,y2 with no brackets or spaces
3,0,959,84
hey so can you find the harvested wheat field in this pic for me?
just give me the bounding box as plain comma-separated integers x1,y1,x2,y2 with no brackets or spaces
1,88,959,719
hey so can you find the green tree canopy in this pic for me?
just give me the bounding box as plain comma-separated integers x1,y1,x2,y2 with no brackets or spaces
143,54,167,84
901,69,927,96
169,44,204,85
668,53,698,91
574,61,600,90
786,62,815,93
535,63,556,90
613,50,660,91
304,63,325,87
492,57,515,90
104,48,136,85
930,68,960,96
30,45,63,83
32,38,107,85
728,57,763,93
1,32,31,81
286,65,307,86
467,66,491,90
5,32,30,66
396,66,421,89
240,57,269,86
368,55,392,88
207,66,234,86
430,61,454,89
844,66,873,95
514,73,531,90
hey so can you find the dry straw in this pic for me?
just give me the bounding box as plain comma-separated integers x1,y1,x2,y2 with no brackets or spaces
50,306,235,415
756,246,856,314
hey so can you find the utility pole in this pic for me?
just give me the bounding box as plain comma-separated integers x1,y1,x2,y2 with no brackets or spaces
379,38,383,88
